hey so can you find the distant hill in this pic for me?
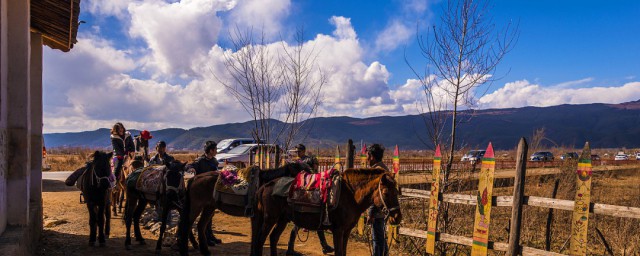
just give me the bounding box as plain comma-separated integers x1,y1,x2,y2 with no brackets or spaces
44,100,640,150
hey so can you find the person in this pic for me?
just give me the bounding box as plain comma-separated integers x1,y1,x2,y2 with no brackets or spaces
365,144,390,256
185,141,221,246
111,122,135,182
134,130,153,162
286,144,335,256
148,141,175,167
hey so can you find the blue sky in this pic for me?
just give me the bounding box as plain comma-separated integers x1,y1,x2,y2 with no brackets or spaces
42,0,640,132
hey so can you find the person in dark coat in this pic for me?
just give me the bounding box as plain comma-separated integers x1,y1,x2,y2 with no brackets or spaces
186,140,221,246
148,141,175,167
134,130,153,162
365,144,390,256
111,122,135,181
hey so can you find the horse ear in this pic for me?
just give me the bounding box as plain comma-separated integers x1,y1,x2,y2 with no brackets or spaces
107,152,113,159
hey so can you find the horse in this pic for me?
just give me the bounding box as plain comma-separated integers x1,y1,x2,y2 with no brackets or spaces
177,162,309,256
111,154,142,216
79,150,114,247
251,168,402,256
123,160,190,254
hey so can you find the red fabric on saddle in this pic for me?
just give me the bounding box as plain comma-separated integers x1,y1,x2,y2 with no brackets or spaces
292,169,336,203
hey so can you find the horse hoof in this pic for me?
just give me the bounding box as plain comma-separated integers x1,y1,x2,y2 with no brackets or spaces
125,244,132,250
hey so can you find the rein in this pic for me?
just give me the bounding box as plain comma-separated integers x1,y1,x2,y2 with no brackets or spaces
91,162,110,188
377,176,400,221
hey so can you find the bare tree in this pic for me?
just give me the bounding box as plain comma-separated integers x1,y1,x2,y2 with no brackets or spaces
218,27,284,144
412,0,518,183
276,28,326,150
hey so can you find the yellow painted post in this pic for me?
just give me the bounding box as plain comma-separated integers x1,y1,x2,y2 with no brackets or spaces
334,145,341,170
426,145,442,254
266,147,271,169
471,142,496,256
387,145,400,246
569,142,592,256
357,143,367,235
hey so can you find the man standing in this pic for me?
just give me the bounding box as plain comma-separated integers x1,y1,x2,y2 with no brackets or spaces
186,141,221,246
366,144,390,256
286,144,335,256
148,141,175,167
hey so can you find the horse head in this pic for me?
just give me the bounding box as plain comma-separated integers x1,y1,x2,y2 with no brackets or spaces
285,162,310,177
91,150,113,189
165,160,187,203
373,173,402,225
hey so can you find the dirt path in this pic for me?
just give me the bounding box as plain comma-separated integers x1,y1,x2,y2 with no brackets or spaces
40,179,373,256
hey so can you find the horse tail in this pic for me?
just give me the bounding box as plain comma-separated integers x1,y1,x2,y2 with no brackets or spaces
178,177,194,253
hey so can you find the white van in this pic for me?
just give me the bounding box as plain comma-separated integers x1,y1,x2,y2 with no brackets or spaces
216,138,264,154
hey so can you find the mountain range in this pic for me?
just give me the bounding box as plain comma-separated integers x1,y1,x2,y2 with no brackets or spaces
44,100,640,150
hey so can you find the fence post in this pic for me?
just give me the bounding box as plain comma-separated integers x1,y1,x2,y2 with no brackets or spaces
275,145,281,167
346,139,355,168
508,137,528,255
569,142,592,256
471,142,496,256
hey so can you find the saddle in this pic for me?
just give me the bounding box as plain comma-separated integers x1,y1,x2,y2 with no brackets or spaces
126,165,169,201
287,169,341,214
213,165,260,216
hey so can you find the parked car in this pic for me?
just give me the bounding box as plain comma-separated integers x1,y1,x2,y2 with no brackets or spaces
530,151,554,162
216,138,265,154
614,154,629,161
216,143,282,168
636,152,640,160
461,150,486,163
590,154,601,161
560,152,579,160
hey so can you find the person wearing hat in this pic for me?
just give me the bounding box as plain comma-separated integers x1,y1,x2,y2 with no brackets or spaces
185,140,222,246
111,122,135,182
135,130,153,162
365,144,390,256
286,144,335,256
149,141,175,167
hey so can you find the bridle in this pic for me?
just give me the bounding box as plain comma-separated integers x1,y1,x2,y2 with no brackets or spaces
91,160,111,188
377,175,400,220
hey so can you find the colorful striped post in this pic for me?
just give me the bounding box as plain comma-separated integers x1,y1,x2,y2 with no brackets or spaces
471,143,496,256
266,148,271,169
426,145,442,254
357,144,367,235
334,145,341,170
569,142,592,256
387,145,400,246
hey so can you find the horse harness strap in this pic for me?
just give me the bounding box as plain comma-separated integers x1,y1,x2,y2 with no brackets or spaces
377,177,399,220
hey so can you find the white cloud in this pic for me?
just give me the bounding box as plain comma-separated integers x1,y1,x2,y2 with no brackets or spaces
227,0,291,39
84,0,132,19
553,77,594,89
478,80,640,109
329,16,357,40
375,19,413,52
128,0,235,77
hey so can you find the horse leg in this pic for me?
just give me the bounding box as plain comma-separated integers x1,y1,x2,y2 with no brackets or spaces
155,198,170,253
133,198,147,244
87,203,97,246
124,195,136,250
119,189,125,213
332,229,345,256
197,206,215,256
111,190,118,217
341,227,354,256
268,217,289,256
97,203,106,246
105,200,112,239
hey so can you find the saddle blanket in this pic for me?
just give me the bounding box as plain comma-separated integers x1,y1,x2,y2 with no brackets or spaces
214,165,252,196
126,165,165,194
289,169,337,206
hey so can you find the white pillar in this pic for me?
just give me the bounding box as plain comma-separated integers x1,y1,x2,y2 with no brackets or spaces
0,0,8,236
6,0,31,226
29,32,42,204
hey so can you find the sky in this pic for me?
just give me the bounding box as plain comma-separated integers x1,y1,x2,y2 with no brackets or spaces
43,0,640,133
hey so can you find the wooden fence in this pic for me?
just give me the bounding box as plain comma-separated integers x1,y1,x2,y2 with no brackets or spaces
328,139,640,255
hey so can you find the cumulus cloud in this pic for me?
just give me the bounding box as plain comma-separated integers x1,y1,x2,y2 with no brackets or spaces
478,80,640,109
227,0,290,39
375,19,413,52
84,0,132,19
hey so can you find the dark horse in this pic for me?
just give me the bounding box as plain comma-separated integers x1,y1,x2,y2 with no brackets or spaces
123,160,188,253
251,168,402,256
178,162,309,256
79,150,114,247
112,154,142,216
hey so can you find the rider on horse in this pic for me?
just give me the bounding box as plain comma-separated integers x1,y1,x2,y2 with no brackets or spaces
134,130,153,162
111,122,135,182
149,140,175,167
286,144,335,256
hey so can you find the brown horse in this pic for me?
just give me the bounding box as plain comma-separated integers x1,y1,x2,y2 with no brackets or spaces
251,168,402,256
112,154,142,216
79,151,114,247
178,162,309,256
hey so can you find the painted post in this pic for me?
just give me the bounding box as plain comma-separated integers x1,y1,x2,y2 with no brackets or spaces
471,142,496,256
266,147,271,169
334,145,341,170
508,138,528,255
569,142,592,256
346,139,355,168
357,143,367,235
426,145,442,254
387,145,400,246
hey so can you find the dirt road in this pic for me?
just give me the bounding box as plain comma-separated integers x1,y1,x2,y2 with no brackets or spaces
40,179,373,256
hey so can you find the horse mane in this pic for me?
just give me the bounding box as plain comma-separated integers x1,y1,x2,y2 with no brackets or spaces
341,168,388,188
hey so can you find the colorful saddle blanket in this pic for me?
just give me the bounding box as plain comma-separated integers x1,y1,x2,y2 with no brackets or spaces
288,169,339,208
214,165,254,196
126,165,166,195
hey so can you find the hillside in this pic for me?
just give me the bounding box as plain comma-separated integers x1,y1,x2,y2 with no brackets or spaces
44,101,640,150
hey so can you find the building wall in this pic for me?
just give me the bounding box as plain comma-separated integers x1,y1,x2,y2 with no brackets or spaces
0,0,8,237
